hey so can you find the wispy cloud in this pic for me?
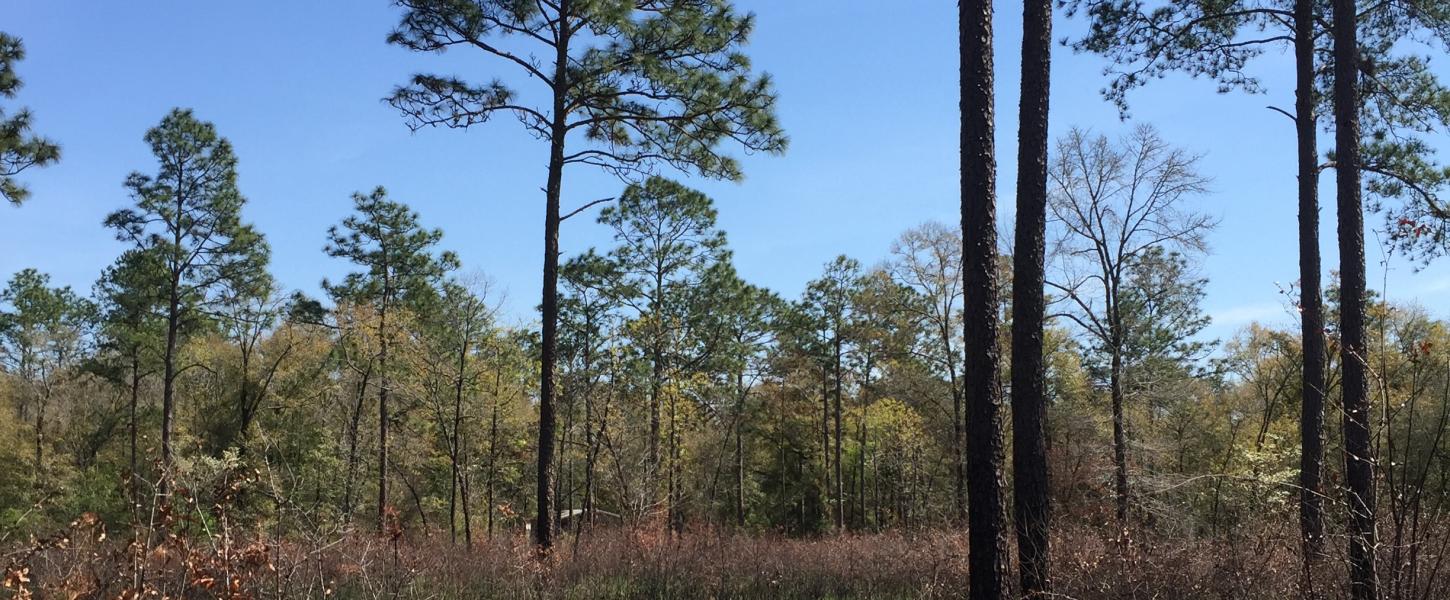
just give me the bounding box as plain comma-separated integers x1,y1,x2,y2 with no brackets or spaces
1415,276,1450,295
1210,302,1289,328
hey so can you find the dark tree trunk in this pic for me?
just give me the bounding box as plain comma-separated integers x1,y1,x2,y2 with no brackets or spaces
487,393,500,538
535,152,563,549
129,352,141,511
461,467,474,548
34,393,45,478
1295,0,1328,576
583,322,597,529
821,376,831,519
650,337,663,483
237,344,252,449
343,364,370,522
833,335,844,531
669,392,683,533
160,281,179,496
735,370,747,528
1333,0,1377,595
961,0,1008,596
535,17,571,546
377,302,391,532
946,327,965,524
1111,351,1129,522
449,336,468,544
1011,0,1053,593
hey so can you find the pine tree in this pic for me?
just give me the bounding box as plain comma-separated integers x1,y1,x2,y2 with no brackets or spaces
94,249,167,502
0,269,95,480
1012,0,1053,592
104,109,269,485
0,33,60,206
386,0,786,550
1334,0,1376,594
324,186,457,531
961,0,1008,595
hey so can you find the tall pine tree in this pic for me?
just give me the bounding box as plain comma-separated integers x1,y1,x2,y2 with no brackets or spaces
387,0,786,550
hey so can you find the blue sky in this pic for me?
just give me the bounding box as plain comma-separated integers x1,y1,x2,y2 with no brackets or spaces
2,2,1447,342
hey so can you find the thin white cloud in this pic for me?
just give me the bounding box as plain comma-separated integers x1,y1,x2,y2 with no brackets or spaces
1211,302,1288,328
1416,276,1450,294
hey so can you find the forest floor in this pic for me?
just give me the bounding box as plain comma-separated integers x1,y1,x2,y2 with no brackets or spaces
3,517,1351,599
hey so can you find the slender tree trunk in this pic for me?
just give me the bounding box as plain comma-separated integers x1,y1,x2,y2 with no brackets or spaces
583,326,596,528
343,364,371,522
130,352,141,509
961,0,1008,595
558,385,573,532
1012,0,1053,592
487,394,500,538
1334,0,1377,595
735,370,747,528
1111,350,1130,522
669,392,683,533
461,467,474,548
34,392,45,479
1296,0,1328,579
237,344,251,448
650,336,663,483
735,419,746,527
821,376,831,520
449,337,468,545
857,361,870,530
535,19,571,547
377,302,391,532
946,327,965,524
160,283,180,496
833,335,845,531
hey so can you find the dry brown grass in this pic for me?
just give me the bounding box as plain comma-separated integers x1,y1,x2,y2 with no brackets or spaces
3,515,1440,599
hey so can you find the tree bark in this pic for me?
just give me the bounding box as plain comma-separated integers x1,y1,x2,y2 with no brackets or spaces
961,0,1008,596
1333,0,1378,595
343,363,370,523
833,334,845,531
487,392,500,538
946,325,965,524
735,369,747,528
1295,0,1328,577
160,276,179,496
449,335,469,544
821,376,831,526
1012,0,1053,593
1111,350,1129,523
34,391,45,479
377,300,391,532
129,352,141,511
534,15,571,548
583,318,597,529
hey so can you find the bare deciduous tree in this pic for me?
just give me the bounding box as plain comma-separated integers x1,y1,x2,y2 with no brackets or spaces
1046,125,1216,524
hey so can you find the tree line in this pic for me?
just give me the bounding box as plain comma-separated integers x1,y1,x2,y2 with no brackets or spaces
3,0,1450,598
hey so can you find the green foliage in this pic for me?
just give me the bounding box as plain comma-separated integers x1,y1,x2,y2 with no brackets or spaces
387,0,787,181
1117,246,1216,381
104,108,270,331
324,187,458,309
1068,0,1450,262
0,269,96,378
0,32,60,206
